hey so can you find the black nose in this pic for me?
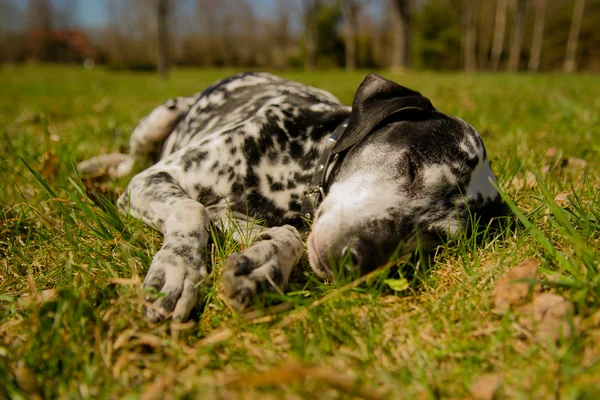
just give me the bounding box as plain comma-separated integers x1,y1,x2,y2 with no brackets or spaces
340,236,381,275
341,246,360,266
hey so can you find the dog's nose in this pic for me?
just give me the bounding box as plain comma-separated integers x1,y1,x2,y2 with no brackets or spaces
340,237,380,274
341,245,360,266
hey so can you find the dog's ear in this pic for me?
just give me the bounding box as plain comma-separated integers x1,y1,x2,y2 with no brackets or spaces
332,73,435,153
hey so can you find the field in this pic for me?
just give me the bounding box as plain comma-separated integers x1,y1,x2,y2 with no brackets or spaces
1,65,599,399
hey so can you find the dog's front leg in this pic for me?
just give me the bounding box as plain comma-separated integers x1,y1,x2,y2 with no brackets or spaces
119,169,209,322
209,208,303,311
222,225,303,311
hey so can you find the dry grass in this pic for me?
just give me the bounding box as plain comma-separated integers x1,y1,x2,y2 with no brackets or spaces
1,65,599,398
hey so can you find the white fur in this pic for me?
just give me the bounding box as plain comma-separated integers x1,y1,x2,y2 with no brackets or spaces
422,163,458,188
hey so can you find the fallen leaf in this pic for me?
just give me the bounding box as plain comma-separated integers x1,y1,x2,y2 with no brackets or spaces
384,278,409,292
510,171,537,189
565,157,588,170
41,151,57,183
544,148,559,160
13,364,42,399
518,293,576,342
492,260,540,314
554,191,570,207
19,289,57,305
470,373,502,400
226,361,386,400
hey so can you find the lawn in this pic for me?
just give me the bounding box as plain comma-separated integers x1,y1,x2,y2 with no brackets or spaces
1,64,599,398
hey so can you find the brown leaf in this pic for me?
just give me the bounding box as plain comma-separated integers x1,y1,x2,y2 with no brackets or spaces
13,364,42,399
19,289,57,305
565,157,588,170
540,164,551,174
509,171,537,189
41,151,57,183
518,293,576,342
470,373,502,400
554,191,570,207
492,260,540,314
227,361,386,400
544,148,559,160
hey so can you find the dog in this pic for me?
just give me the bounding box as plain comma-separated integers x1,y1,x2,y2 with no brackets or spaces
78,72,505,321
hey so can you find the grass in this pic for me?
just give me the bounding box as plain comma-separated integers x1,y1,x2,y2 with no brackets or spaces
1,64,599,398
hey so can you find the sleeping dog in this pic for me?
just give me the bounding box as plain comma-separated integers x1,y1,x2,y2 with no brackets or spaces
78,72,505,321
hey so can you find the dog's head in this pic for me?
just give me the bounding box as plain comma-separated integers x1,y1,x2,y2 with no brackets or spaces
307,73,506,278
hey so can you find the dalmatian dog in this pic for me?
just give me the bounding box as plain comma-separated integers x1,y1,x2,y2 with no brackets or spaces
78,72,505,321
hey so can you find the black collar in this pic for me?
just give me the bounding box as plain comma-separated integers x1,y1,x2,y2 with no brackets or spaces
301,119,349,220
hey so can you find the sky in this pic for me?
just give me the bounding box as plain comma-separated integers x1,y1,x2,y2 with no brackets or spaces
13,0,283,28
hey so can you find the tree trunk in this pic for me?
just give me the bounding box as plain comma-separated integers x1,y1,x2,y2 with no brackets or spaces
489,0,508,71
343,0,358,71
304,0,319,70
528,0,547,72
563,0,586,73
390,0,411,70
477,0,495,70
157,0,170,79
507,0,528,72
462,0,478,72
273,1,290,69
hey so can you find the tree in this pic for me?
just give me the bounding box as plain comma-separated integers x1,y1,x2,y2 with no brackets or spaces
303,0,320,70
27,0,52,31
156,0,171,79
507,0,529,71
389,0,412,69
412,0,461,70
461,0,478,72
272,1,292,68
528,0,547,72
477,0,496,70
489,0,508,71
0,0,24,62
563,0,586,73
342,0,359,71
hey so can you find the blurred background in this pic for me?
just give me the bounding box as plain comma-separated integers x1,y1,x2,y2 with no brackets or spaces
0,0,598,77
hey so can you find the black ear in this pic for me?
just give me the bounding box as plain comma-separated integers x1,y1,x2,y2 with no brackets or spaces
332,73,435,153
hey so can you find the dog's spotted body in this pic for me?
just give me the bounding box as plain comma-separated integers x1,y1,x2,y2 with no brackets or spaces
79,72,505,321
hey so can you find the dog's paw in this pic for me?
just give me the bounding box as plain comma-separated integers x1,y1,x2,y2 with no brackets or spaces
142,248,204,322
221,230,296,311
77,153,134,179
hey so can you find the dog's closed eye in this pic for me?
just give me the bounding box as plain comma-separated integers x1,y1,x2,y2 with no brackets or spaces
400,155,417,184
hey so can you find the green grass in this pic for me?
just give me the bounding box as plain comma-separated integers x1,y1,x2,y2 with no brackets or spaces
1,64,599,398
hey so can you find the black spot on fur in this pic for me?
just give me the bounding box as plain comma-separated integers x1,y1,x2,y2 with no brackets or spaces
180,149,208,172
145,171,176,186
288,199,301,211
195,186,221,205
289,141,303,160
244,137,260,166
270,182,284,191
